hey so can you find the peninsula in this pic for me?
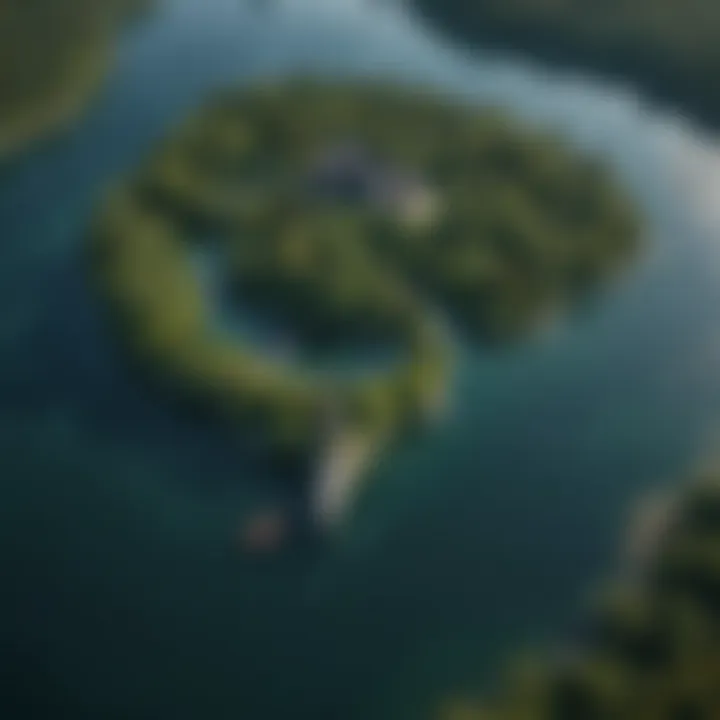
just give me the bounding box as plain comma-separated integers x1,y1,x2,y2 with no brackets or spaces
440,477,720,719
90,80,640,525
0,0,150,158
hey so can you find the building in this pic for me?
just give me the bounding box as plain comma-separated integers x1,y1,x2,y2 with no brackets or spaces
307,142,441,227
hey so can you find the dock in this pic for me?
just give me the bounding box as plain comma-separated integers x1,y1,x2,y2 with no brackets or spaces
310,426,380,529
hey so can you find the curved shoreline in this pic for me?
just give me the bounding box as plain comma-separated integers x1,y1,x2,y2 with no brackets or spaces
5,1,720,717
439,474,720,718
0,40,113,160
412,0,720,132
89,78,639,526
0,0,152,161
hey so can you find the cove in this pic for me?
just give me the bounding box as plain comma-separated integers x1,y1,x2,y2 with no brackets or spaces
4,0,720,718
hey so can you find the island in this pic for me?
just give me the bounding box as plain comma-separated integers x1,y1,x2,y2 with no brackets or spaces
440,477,720,719
412,0,720,129
0,0,150,158
89,80,639,525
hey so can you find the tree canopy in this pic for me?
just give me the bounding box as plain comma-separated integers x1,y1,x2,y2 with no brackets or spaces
439,479,720,720
90,80,639,457
0,0,149,156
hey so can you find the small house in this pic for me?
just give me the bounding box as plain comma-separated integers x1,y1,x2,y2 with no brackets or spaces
307,141,441,227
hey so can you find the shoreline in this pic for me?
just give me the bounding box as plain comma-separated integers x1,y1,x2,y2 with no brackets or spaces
412,1,720,133
0,40,114,162
0,0,152,162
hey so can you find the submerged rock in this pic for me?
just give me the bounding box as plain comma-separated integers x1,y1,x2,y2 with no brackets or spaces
238,508,289,553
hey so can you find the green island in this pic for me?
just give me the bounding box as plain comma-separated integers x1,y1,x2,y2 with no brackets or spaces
90,80,639,498
0,0,149,157
413,0,720,128
441,477,720,720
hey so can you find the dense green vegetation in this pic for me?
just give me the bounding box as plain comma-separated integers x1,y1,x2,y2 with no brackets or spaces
413,0,720,127
0,0,148,156
90,80,638,455
440,478,720,719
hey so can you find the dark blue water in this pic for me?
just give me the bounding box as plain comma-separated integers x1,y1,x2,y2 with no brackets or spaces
5,1,720,718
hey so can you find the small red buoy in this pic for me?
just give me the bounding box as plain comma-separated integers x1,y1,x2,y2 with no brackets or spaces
238,509,288,554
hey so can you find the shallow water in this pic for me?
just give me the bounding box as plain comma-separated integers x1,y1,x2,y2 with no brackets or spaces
4,0,720,718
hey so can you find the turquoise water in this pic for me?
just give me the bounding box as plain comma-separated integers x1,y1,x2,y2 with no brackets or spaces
5,1,720,718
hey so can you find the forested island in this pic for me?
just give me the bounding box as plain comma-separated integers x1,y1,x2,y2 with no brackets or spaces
442,477,720,719
90,80,638,484
0,0,149,157
413,0,720,128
